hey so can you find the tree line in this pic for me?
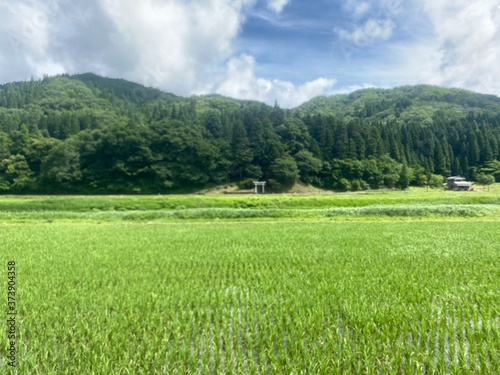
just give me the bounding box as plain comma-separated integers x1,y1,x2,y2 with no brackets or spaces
0,74,499,193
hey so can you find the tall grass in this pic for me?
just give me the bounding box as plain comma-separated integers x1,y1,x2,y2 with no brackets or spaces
0,204,498,222
1,192,499,222
1,189,500,213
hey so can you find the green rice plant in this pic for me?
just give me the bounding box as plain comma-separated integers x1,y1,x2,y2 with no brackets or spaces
2,218,500,373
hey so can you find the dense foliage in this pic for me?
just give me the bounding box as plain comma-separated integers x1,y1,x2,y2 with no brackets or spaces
0,74,499,193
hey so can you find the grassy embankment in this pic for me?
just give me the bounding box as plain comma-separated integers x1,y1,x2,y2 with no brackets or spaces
0,185,499,223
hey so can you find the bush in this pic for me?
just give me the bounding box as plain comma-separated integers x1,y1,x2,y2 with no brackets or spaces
270,157,299,188
476,173,495,187
334,178,351,192
237,178,256,190
428,174,444,188
351,179,369,191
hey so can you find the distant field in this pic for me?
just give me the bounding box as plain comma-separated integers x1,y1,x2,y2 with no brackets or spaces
0,186,500,223
1,189,500,373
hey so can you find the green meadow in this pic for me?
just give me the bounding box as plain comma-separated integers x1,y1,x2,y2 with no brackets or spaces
1,187,500,223
2,187,500,373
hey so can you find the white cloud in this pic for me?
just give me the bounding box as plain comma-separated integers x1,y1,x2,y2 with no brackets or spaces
98,0,251,94
0,0,252,92
267,0,290,14
354,2,371,17
0,1,59,80
215,54,336,107
337,1,500,96
0,0,334,107
395,0,500,94
336,18,395,45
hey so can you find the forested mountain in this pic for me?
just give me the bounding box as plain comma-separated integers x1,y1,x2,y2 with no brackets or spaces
294,85,500,121
0,73,499,193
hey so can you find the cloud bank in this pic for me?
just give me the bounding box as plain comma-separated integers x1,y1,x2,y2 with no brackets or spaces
417,0,500,94
337,0,500,95
0,0,499,107
0,0,335,107
216,54,336,107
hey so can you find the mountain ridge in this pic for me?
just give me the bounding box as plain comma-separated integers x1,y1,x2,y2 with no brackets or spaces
3,73,500,117
293,84,500,120
0,73,499,194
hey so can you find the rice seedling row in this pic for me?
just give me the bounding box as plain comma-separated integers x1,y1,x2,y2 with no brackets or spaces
2,221,499,373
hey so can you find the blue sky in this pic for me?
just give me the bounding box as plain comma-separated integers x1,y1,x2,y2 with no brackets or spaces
0,0,499,107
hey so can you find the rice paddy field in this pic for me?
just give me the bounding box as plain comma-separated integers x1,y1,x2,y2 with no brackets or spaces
1,187,500,374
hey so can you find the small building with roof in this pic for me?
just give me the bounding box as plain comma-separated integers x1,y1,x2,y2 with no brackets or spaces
447,176,473,191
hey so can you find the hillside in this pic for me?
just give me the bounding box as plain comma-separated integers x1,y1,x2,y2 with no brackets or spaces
0,74,499,194
294,85,500,123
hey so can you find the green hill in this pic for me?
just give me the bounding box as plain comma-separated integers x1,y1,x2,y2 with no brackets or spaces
0,74,499,194
294,85,500,123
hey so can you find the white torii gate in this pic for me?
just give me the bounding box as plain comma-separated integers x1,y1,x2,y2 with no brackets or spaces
253,181,266,194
